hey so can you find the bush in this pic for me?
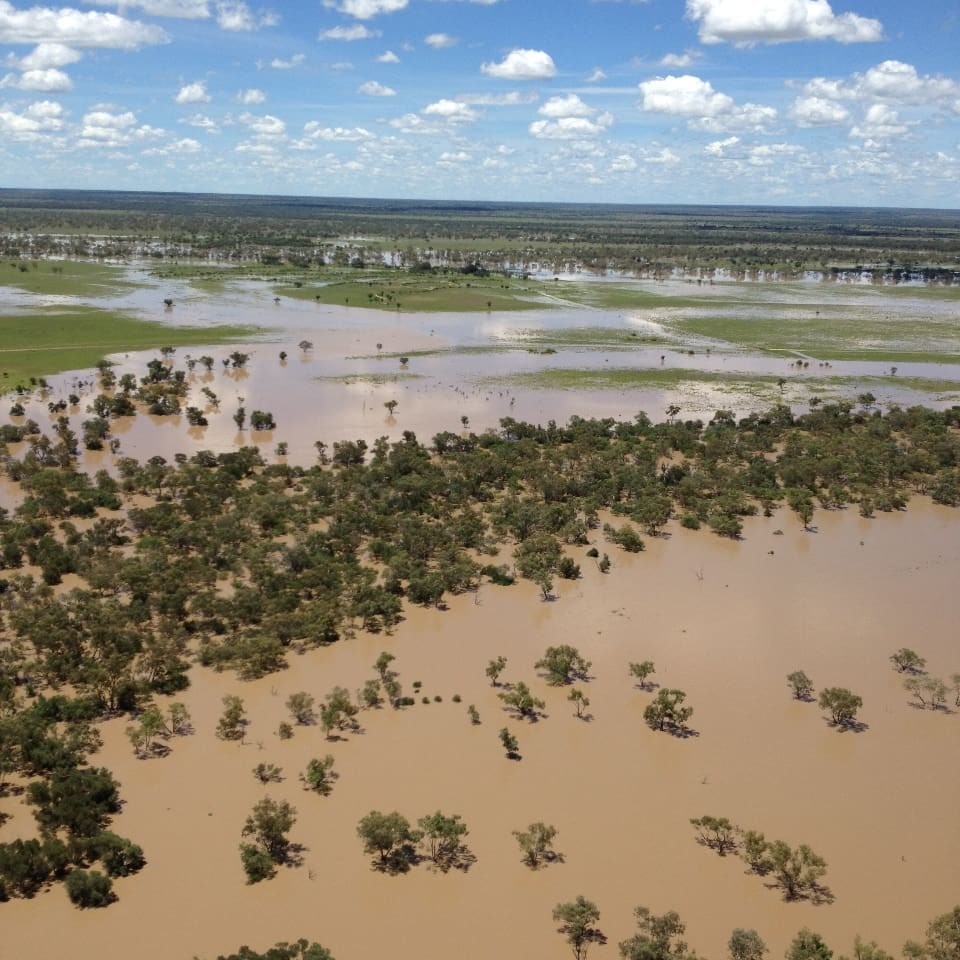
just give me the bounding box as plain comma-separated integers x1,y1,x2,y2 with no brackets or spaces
93,833,145,877
65,869,113,908
240,843,274,884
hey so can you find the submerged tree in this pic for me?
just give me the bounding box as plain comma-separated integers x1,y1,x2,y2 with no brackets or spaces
513,822,558,868
554,896,604,960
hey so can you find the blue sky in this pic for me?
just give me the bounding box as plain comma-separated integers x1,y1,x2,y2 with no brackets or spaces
1,0,958,206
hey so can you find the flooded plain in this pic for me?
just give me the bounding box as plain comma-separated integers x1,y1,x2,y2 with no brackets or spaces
2,266,959,960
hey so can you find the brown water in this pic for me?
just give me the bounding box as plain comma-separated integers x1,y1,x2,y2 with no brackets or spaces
2,502,958,960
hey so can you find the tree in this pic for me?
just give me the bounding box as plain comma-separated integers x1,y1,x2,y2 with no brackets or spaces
890,649,927,674
767,840,827,900
356,811,420,870
690,815,737,855
253,763,283,784
643,689,693,733
320,686,359,736
499,681,545,720
286,692,316,725
485,656,508,686
126,705,167,757
241,797,296,864
843,936,894,960
467,704,480,724
374,651,396,682
499,727,519,757
554,896,604,960
629,660,656,689
729,929,767,960
217,695,247,741
301,756,337,796
513,822,558,867
903,906,960,960
515,533,562,600
904,676,948,710
786,930,833,960
818,688,862,727
569,688,589,718
619,906,693,960
384,400,398,416
740,831,771,874
536,644,591,685
298,340,313,353
249,410,276,431
417,811,468,868
239,843,275,884
213,940,334,960
65,869,113,908
787,671,814,700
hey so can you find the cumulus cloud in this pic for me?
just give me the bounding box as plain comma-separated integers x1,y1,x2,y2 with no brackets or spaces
704,134,739,156
320,24,378,40
481,48,555,80
855,60,960,105
303,121,373,140
639,74,777,132
237,87,266,104
610,154,636,171
660,51,695,67
81,0,210,16
268,53,305,68
529,112,612,139
358,79,395,96
144,136,202,156
182,112,219,130
424,32,456,48
686,0,884,46
456,89,537,106
789,95,849,126
422,98,478,123
585,67,606,83
3,65,71,89
538,94,594,118
239,111,285,135
175,80,210,104
375,49,398,62
325,0,408,18
79,107,138,145
10,40,81,68
0,1,168,49
849,102,910,143
216,1,261,30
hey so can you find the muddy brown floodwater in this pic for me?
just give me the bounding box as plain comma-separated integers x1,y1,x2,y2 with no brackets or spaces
2,500,958,960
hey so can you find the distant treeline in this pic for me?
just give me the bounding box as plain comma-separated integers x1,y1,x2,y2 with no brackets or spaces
1,189,958,279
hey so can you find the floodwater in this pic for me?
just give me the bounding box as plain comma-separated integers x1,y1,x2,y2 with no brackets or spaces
1,503,958,960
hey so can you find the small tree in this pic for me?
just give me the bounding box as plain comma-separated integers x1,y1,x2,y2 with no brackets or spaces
286,692,316,725
217,695,247,741
513,822,558,867
729,929,767,960
643,689,693,733
786,930,833,960
904,677,948,710
846,936,894,960
253,763,283,784
628,660,656,689
499,727,519,758
903,906,960,960
417,811,468,868
890,648,926,674
65,869,113,908
767,840,828,900
553,896,604,960
485,656,508,686
818,688,862,727
569,688,589,718
499,681,545,720
301,756,336,796
240,843,275,884
690,815,738,856
384,400,398,416
787,671,814,700
241,797,296,864
360,679,382,708
619,906,692,960
467,704,480,725
374,651,396,682
536,644,591,685
356,811,420,869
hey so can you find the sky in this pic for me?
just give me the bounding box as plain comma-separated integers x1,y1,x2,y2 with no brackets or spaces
0,0,959,207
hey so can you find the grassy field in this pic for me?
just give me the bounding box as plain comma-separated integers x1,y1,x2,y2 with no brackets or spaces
1,259,139,298
0,308,255,386
276,273,549,312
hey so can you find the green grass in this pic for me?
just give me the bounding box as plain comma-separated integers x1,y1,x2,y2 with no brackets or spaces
316,373,426,385
1,259,139,298
276,274,549,312
482,366,775,391
0,308,257,387
540,283,713,311
514,326,671,348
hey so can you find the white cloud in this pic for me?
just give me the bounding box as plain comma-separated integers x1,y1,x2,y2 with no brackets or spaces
857,60,960,105
438,150,469,163
0,1,168,49
704,134,739,156
639,74,776,132
456,89,537,106
375,49,398,62
216,1,254,29
424,32,457,48
686,0,884,46
81,0,210,16
144,136,202,156
748,142,802,165
586,67,606,83
660,51,695,68
0,66,71,90
610,154,636,171
0,98,63,139
80,107,138,145
789,95,849,126
849,102,909,143
422,98,478,123
12,41,81,68
237,87,266,104
303,121,373,140
326,0,408,18
320,24,378,40
529,112,613,139
268,53,304,68
538,94,594,118
182,112,219,130
239,111,285,135
358,79,395,96
175,80,210,104
481,48,556,80
26,98,62,119
645,147,680,164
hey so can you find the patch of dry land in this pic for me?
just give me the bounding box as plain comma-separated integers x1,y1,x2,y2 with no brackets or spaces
2,501,959,959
